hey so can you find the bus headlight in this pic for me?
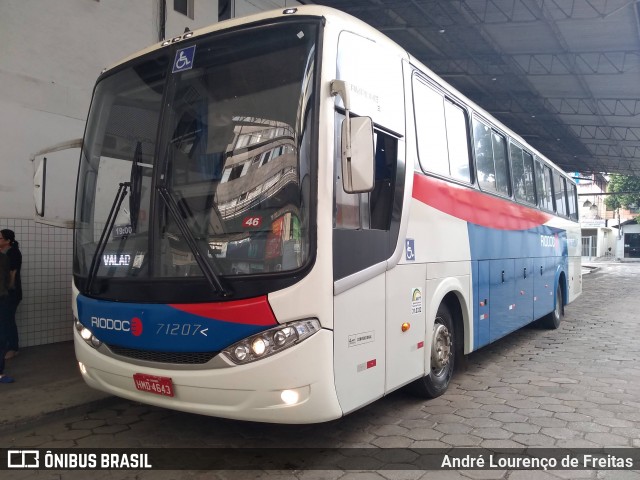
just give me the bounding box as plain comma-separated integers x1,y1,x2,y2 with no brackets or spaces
74,317,102,350
251,337,267,356
80,327,93,341
222,319,321,365
74,317,84,332
234,345,250,361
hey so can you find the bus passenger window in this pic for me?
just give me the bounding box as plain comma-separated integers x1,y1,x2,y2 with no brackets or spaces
543,165,554,211
472,120,510,196
568,183,578,220
413,80,471,183
413,81,449,177
552,171,567,216
510,144,535,204
370,131,397,230
510,143,526,201
534,159,553,211
492,132,510,196
534,159,543,201
561,177,569,217
444,100,471,183
473,120,496,192
522,151,536,205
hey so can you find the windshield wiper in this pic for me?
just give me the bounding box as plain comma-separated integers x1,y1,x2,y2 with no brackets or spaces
129,141,143,233
86,181,130,294
157,185,232,297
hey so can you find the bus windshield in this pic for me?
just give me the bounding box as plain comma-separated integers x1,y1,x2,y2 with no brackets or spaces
74,21,318,294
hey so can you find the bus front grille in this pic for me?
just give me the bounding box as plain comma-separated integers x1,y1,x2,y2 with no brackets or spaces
106,344,219,365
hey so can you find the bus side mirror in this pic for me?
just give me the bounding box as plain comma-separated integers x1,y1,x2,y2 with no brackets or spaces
341,116,374,193
30,138,82,228
34,156,47,217
331,79,374,193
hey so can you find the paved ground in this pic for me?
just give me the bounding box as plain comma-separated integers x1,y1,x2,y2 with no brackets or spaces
0,342,114,432
1,262,640,479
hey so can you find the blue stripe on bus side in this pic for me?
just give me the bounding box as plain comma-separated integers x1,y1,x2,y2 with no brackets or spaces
468,223,568,350
468,223,567,260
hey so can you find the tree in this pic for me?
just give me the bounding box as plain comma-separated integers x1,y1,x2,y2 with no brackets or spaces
605,174,640,220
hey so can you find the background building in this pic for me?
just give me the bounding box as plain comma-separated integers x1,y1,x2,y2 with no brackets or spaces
0,0,301,348
576,173,613,259
576,172,639,260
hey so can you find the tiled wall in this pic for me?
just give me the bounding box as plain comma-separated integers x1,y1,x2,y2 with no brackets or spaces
1,218,73,347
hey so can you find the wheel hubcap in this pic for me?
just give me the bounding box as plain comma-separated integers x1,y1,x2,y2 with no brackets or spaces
431,323,452,375
555,289,562,320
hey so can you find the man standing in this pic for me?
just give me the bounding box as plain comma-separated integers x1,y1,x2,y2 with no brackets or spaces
0,252,15,383
0,229,21,359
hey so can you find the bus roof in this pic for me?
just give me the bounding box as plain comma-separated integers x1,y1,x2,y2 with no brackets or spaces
105,5,345,72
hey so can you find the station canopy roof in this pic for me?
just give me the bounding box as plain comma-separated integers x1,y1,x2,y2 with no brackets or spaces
313,0,640,176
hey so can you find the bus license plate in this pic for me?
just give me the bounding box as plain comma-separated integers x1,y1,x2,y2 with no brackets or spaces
133,373,174,397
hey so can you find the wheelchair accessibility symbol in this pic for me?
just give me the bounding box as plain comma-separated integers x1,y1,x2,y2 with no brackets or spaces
406,238,415,261
173,45,196,73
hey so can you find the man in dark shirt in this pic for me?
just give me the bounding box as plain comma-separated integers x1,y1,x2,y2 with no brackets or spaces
0,229,21,359
0,252,14,383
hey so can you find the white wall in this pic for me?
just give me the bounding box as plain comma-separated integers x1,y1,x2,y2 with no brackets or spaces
0,0,219,220
597,228,614,257
0,0,219,347
234,0,302,17
604,229,616,256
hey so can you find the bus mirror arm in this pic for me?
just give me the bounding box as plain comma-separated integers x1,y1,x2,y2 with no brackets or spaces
330,80,375,194
330,79,351,114
330,80,352,162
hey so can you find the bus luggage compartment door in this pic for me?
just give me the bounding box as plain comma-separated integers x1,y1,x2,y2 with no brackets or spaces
534,256,556,319
489,259,516,342
514,258,534,328
475,261,491,349
384,264,426,393
333,274,386,414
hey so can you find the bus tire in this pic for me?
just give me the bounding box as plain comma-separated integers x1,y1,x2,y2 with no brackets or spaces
410,302,455,398
540,283,564,329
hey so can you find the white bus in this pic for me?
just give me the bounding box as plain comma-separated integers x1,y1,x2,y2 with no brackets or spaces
73,6,581,423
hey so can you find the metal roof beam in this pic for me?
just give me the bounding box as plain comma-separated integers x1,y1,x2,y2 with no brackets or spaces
459,0,637,23
512,51,640,75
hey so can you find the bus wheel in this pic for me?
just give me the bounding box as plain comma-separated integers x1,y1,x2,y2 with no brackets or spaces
410,303,455,398
540,284,564,329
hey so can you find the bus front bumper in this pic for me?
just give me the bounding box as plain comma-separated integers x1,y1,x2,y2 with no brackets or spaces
74,328,342,424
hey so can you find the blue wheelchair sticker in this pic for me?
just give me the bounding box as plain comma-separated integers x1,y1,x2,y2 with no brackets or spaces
406,239,415,261
172,45,196,73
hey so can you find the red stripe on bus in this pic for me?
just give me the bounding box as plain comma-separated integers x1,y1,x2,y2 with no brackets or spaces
168,296,278,326
412,173,552,231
